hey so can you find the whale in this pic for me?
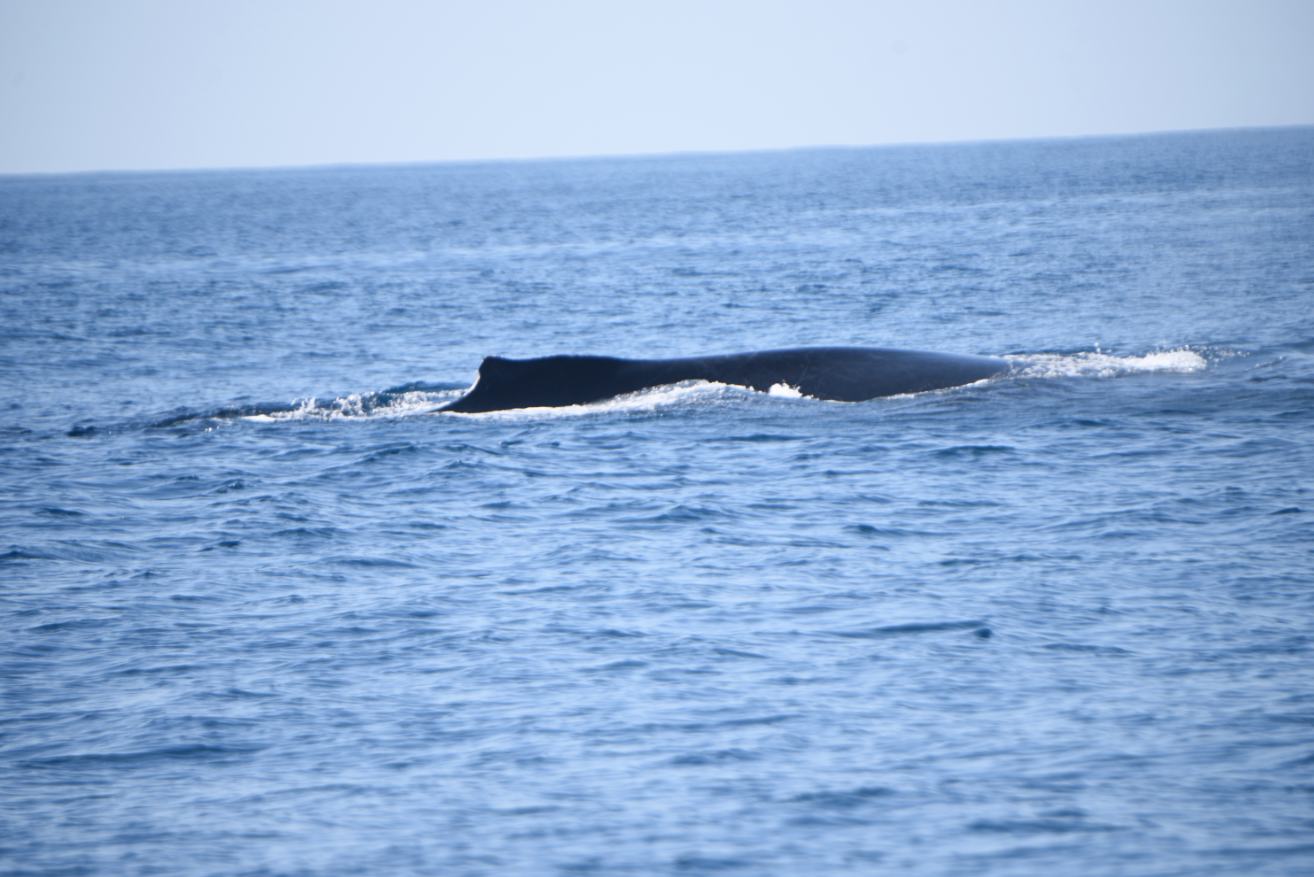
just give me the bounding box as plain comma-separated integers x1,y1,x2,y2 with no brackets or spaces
438,347,1013,413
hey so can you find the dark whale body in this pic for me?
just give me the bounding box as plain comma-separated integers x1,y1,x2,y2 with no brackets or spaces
439,347,1013,413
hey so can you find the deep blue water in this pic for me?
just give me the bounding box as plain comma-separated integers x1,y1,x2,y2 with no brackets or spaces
2,128,1313,876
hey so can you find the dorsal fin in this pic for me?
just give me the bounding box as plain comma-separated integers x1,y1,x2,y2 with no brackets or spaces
477,355,517,380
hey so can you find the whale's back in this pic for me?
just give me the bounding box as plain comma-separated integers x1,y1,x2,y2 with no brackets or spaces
440,347,1013,413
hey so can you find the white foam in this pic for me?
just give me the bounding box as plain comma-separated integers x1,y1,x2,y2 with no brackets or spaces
243,390,457,422
1009,348,1209,380
446,380,746,420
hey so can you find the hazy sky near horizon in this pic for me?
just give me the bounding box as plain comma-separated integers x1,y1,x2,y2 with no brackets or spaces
2,0,1312,174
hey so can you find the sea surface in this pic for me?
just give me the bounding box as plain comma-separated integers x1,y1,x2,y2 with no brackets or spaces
2,127,1313,876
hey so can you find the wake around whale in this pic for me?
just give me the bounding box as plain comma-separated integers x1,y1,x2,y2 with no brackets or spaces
438,347,1013,413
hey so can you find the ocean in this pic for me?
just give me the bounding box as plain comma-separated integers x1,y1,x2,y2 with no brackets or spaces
2,127,1312,876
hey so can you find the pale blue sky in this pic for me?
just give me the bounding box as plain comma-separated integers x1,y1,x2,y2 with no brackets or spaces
2,0,1311,174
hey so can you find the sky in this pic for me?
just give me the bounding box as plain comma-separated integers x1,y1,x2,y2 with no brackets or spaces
2,0,1312,174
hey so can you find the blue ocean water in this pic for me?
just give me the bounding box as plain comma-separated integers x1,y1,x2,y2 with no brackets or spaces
2,127,1313,876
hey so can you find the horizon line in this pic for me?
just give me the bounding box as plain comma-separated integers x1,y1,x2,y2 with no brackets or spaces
3,122,1310,180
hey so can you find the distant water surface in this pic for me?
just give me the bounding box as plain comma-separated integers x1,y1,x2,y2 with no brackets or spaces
2,128,1313,876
